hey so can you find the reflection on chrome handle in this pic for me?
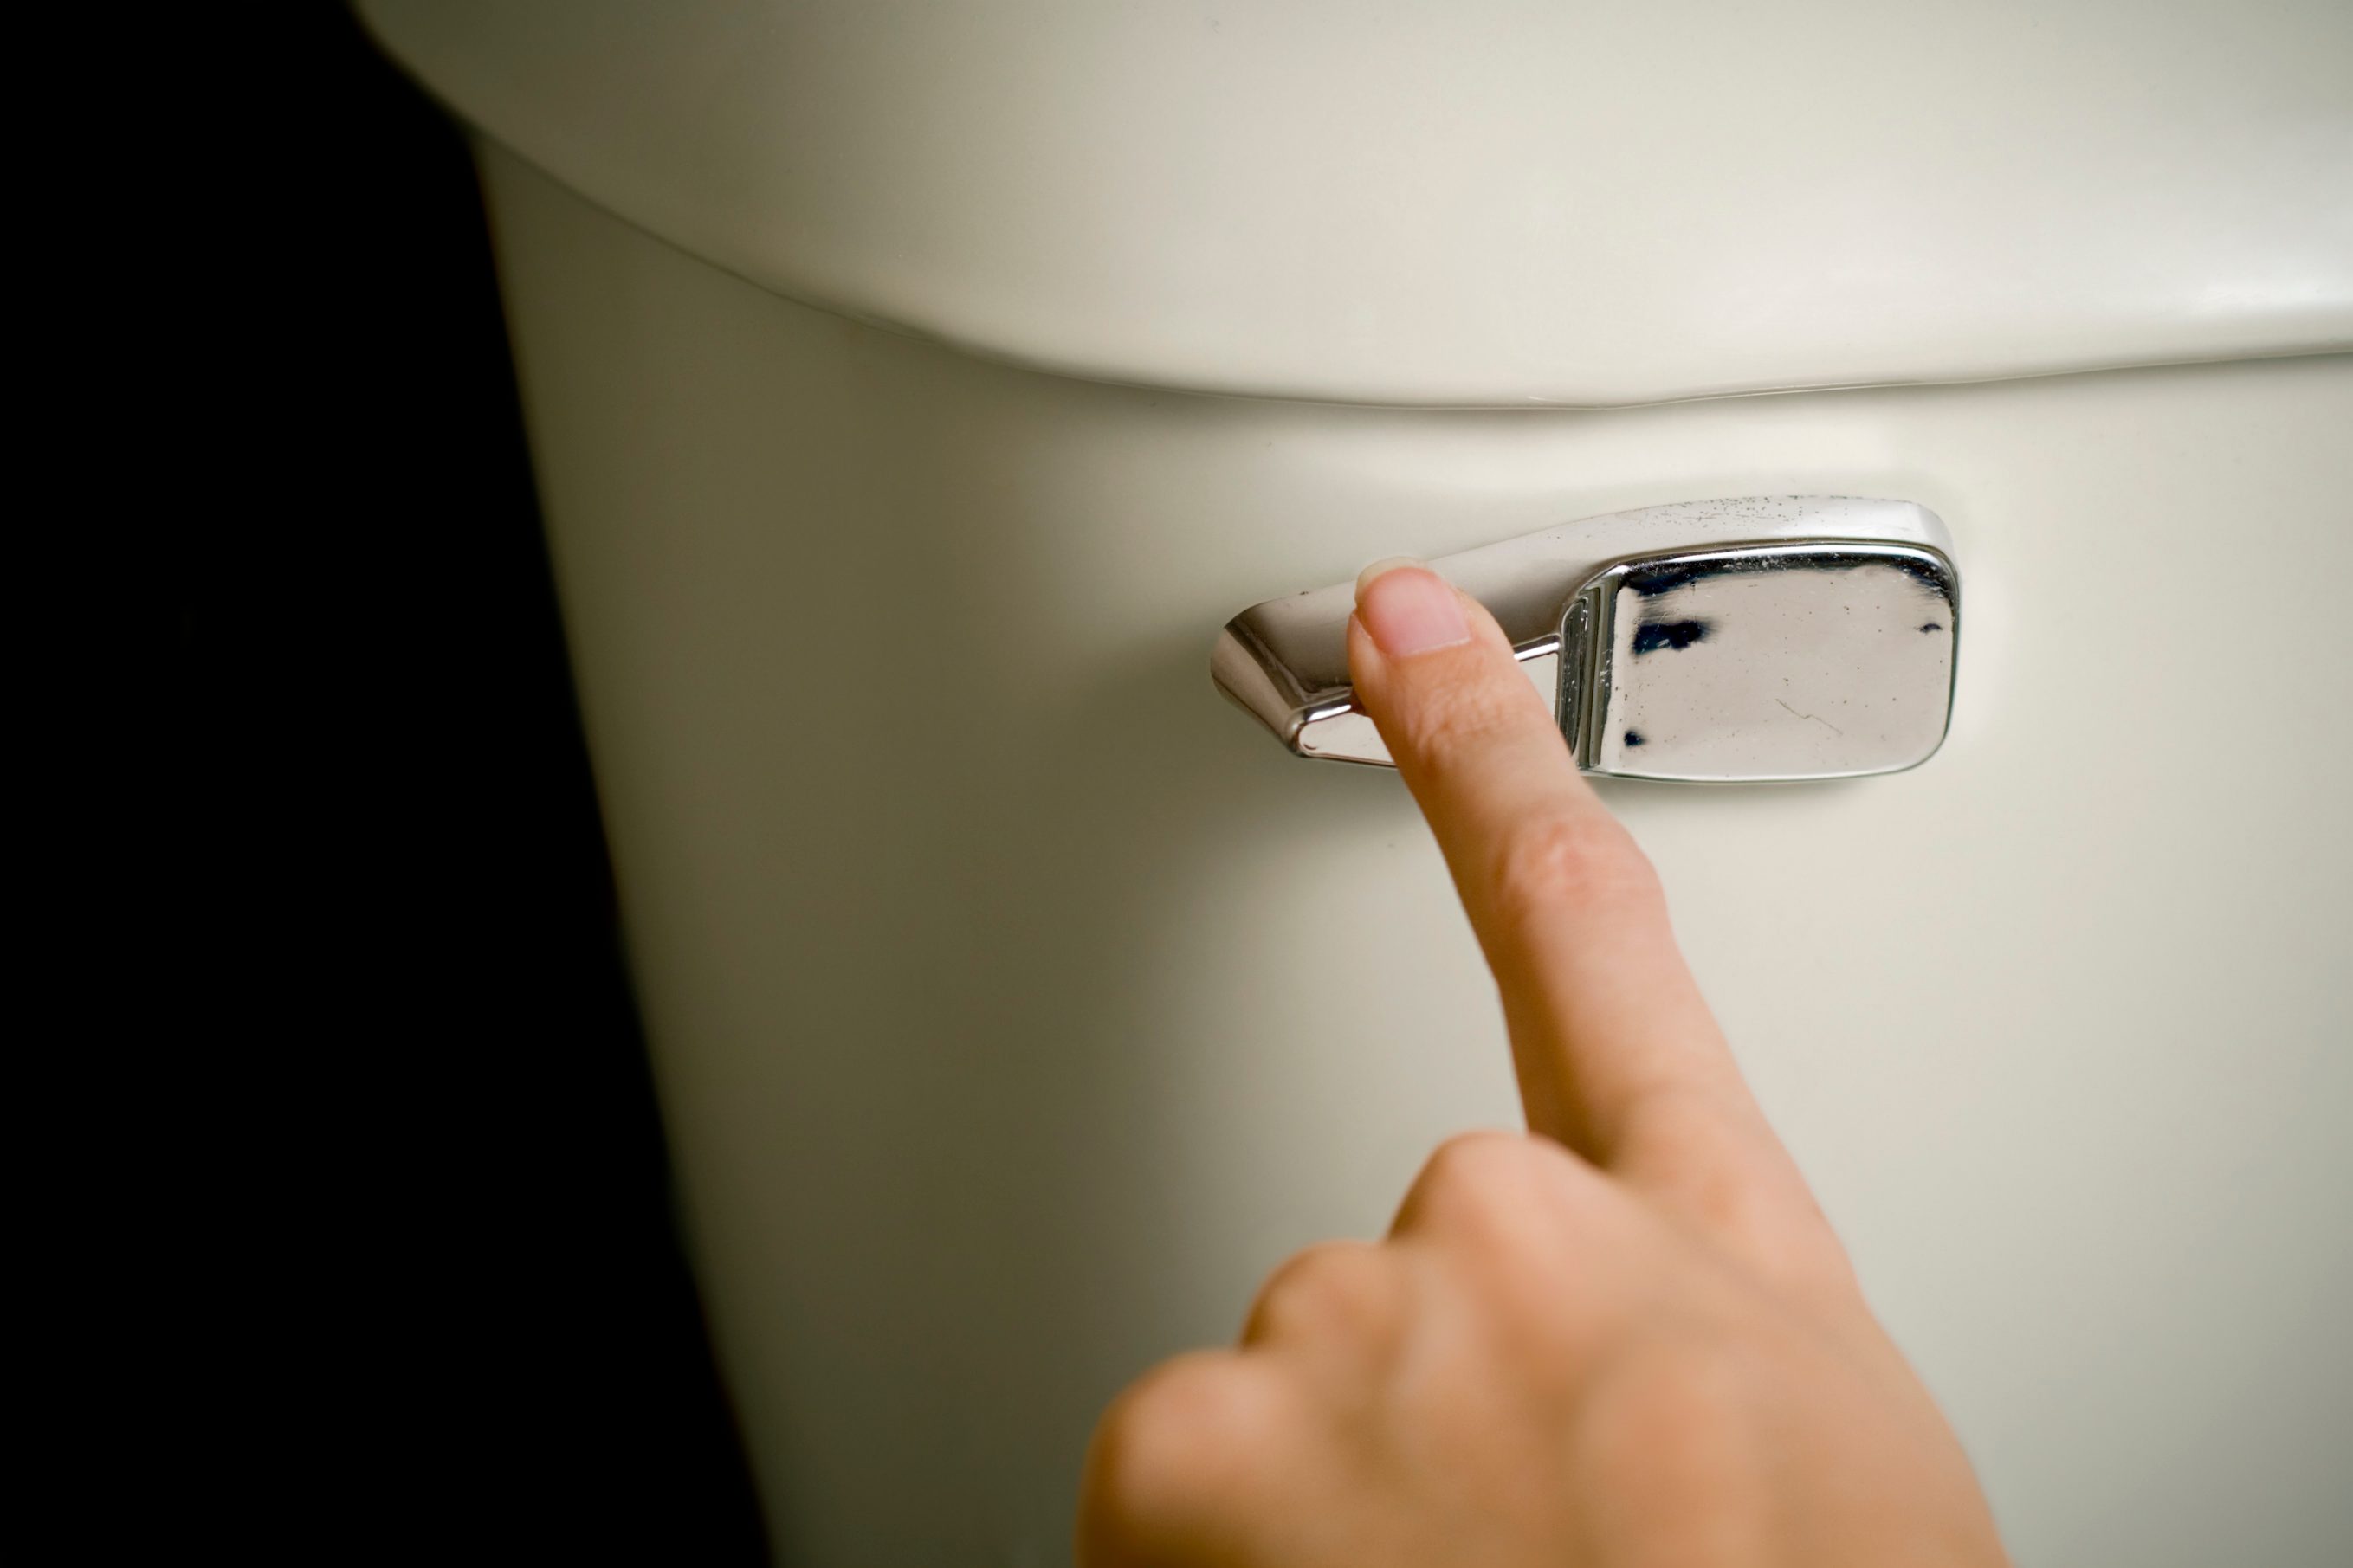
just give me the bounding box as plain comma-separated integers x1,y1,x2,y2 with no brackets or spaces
1212,496,1959,783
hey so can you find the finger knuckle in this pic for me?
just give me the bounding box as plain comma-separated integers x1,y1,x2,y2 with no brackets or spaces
1416,1129,1552,1233
1485,810,1659,926
1247,1241,1395,1347
1082,1353,1264,1542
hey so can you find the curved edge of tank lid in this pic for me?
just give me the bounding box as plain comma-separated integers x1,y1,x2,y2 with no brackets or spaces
449,132,2353,418
361,12,2353,413
462,145,2353,410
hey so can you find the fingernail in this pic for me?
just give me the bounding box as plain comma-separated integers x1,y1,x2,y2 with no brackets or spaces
1354,558,1471,657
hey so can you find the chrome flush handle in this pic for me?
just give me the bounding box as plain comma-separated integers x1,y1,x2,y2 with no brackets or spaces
1212,497,1959,783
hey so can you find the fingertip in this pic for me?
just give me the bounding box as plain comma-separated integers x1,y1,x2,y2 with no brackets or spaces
1354,555,1424,595
1353,561,1471,659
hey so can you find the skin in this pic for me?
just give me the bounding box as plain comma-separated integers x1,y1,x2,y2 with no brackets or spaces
1076,562,2011,1568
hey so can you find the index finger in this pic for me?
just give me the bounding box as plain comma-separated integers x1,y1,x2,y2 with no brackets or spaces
1346,558,1765,1169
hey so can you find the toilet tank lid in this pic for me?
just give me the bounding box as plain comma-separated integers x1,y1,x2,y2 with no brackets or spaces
360,0,2353,409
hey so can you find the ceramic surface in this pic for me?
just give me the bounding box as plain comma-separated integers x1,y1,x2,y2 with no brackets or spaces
365,0,2353,404
477,144,2353,1565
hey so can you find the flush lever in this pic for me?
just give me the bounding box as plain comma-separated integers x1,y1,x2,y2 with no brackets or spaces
1212,496,1959,782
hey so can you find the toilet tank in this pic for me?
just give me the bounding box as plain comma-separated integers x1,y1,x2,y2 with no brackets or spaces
359,3,2353,1563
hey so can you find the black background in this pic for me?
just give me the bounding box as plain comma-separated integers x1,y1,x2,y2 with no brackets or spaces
183,8,771,1557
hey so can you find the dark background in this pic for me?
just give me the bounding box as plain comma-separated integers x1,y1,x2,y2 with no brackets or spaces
184,8,770,1557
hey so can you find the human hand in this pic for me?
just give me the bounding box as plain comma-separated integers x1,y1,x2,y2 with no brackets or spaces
1077,561,2008,1567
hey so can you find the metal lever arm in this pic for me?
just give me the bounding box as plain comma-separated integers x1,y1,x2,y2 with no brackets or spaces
1211,496,1959,782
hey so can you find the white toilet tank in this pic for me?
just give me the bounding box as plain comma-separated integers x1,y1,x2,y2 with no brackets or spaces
361,3,2353,1562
